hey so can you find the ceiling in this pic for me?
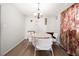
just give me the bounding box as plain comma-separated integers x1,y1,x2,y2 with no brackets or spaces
14,3,73,17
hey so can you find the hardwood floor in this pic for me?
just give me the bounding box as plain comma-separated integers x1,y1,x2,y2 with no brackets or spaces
52,44,68,56
5,39,68,56
36,50,52,56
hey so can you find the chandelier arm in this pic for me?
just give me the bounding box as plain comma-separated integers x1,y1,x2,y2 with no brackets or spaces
34,3,43,19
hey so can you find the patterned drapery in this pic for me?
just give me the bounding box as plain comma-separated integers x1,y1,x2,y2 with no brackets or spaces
60,3,79,55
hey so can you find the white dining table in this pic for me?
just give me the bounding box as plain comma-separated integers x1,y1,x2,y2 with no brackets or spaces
33,33,52,38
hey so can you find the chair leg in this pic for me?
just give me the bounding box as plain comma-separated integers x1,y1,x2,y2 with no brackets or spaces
34,47,36,56
52,50,54,56
51,48,54,56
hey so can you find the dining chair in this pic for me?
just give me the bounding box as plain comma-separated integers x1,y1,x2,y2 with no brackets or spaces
33,38,54,56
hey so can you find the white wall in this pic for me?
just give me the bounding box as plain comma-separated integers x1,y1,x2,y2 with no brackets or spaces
0,5,1,55
1,4,25,55
25,16,58,32
25,16,46,39
25,16,46,33
46,16,59,32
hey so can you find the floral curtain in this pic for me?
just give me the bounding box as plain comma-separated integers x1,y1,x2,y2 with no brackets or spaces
60,3,79,55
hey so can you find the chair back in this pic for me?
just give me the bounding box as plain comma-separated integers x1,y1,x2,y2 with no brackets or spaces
36,38,53,50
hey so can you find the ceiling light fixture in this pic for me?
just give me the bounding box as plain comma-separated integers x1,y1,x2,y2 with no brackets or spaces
34,3,43,19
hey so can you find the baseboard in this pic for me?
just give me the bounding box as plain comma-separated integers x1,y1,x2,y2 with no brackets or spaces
2,39,24,56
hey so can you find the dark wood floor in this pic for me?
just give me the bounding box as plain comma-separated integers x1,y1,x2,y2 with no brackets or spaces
52,44,68,56
5,39,68,56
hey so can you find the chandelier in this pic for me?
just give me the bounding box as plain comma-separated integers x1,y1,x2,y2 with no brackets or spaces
34,3,43,19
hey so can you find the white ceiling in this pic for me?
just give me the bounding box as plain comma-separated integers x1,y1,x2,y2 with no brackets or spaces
14,3,73,17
